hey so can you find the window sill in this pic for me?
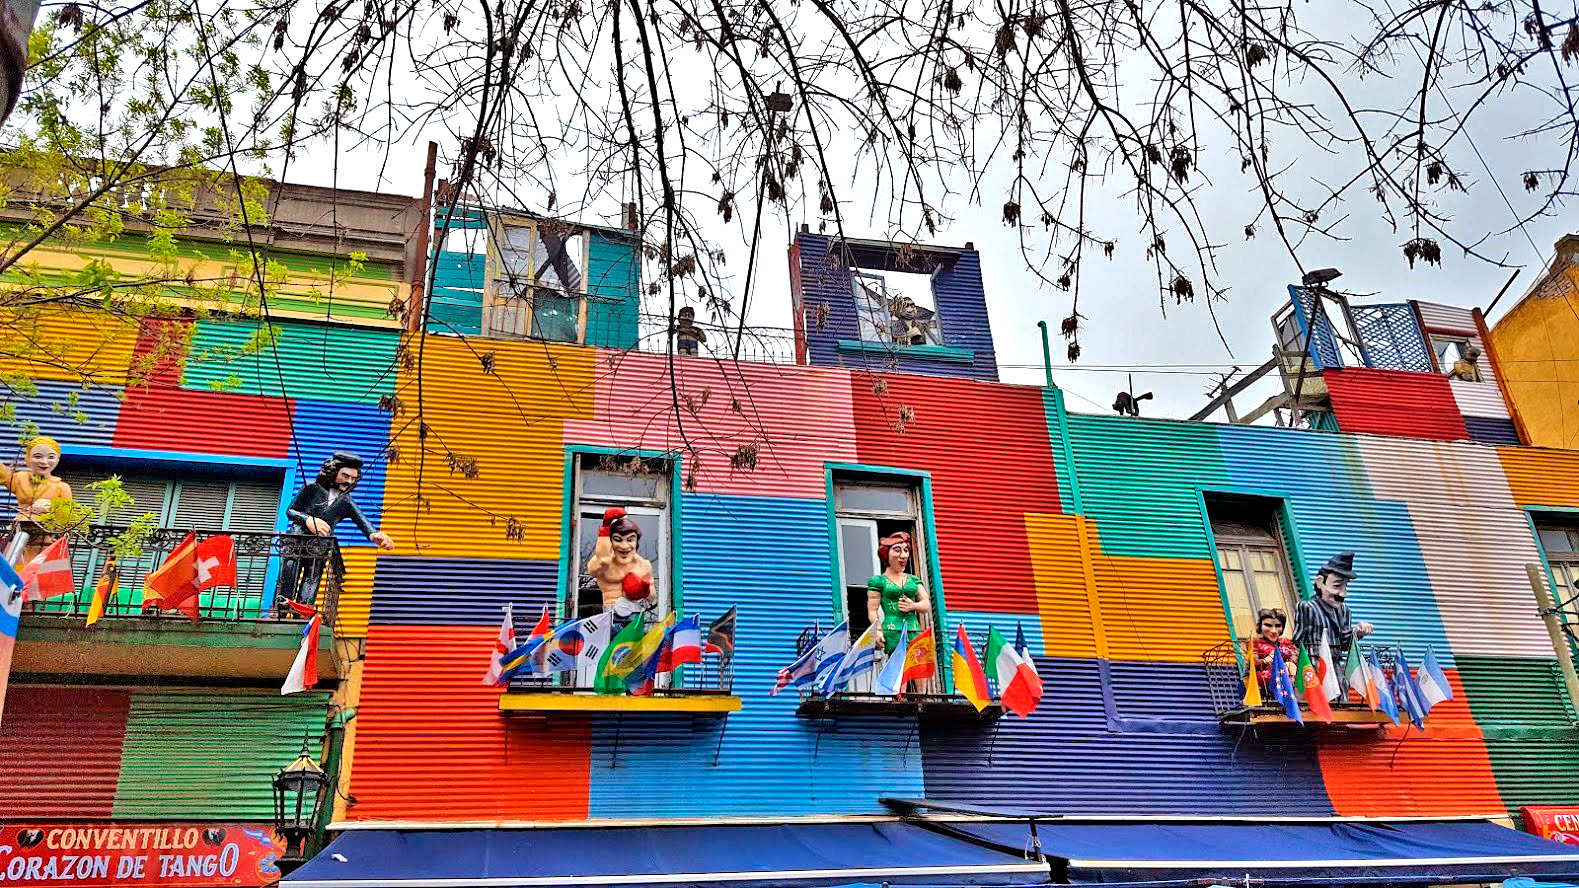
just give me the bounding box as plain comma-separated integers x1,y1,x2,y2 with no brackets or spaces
499,690,740,716
836,340,976,364
795,692,1000,723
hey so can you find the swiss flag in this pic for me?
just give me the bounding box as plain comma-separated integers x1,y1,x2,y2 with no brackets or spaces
194,535,236,591
19,536,74,603
141,533,237,622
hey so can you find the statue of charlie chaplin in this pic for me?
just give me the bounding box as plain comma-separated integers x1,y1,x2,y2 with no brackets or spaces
1294,551,1373,674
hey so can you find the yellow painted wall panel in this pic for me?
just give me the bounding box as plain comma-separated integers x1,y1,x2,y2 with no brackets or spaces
1489,277,1579,450
379,338,595,559
0,306,138,386
334,547,379,638
1024,512,1102,658
1497,446,1579,509
1093,554,1228,663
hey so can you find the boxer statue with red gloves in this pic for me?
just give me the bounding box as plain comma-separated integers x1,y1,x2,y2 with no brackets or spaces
587,507,655,619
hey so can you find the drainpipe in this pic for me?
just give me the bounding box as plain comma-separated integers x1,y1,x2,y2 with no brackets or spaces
316,708,355,843
406,141,440,335
1036,321,1054,388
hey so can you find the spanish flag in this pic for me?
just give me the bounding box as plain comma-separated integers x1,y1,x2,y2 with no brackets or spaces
86,560,117,627
950,625,991,711
899,627,936,689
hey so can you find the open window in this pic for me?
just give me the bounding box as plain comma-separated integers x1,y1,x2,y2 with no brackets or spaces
488,217,588,343
1206,494,1298,641
851,270,944,346
568,453,671,622
1536,517,1579,627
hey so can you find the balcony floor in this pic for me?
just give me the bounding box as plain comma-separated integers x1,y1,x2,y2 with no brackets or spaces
14,614,338,683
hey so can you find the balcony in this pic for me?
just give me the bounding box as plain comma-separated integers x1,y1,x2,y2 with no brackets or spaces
1202,637,1399,731
498,653,740,717
9,526,342,683
786,624,1000,723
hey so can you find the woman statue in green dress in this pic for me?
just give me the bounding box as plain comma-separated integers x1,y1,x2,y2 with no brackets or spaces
866,531,931,655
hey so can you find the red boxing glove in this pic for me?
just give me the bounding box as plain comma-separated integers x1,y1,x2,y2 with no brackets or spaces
621,572,651,601
598,507,628,538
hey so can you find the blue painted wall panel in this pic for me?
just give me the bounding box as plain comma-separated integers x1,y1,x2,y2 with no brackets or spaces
919,656,1334,814
587,493,925,817
289,400,392,548
369,556,558,625
0,379,121,455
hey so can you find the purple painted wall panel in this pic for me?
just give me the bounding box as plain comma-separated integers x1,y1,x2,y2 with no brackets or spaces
368,555,558,625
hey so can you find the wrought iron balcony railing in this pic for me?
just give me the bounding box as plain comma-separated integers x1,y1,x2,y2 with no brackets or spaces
1202,636,1406,722
504,653,734,698
9,525,342,625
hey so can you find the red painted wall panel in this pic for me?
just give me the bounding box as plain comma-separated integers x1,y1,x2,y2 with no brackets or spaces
1324,368,1470,441
0,686,130,817
349,625,591,821
131,318,192,387
848,372,1059,614
113,385,292,458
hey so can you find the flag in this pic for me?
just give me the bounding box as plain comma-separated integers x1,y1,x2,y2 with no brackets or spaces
774,622,848,695
1346,642,1375,709
0,558,23,723
985,625,1041,717
1366,651,1400,725
597,615,651,693
281,608,322,695
900,627,937,688
704,606,737,657
193,534,237,591
498,605,555,682
657,614,702,672
1417,645,1454,714
1393,649,1429,730
627,620,678,696
1014,623,1044,699
1318,630,1341,702
1295,644,1333,723
542,612,614,674
1269,643,1303,723
1242,655,1263,708
950,625,991,712
810,624,853,691
19,536,73,603
86,560,118,627
872,627,910,696
141,532,202,621
819,624,880,694
482,604,517,686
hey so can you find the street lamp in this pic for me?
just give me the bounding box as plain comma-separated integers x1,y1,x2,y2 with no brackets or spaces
272,740,330,876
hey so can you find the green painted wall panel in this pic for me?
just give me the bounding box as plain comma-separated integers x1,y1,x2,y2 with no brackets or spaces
1458,656,1577,728
112,691,330,819
183,318,399,404
585,231,639,349
1065,414,1228,558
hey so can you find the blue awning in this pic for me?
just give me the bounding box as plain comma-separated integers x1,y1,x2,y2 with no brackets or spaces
280,822,1053,888
932,818,1579,887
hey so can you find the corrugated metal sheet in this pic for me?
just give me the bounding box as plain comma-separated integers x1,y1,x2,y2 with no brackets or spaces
587,494,924,818
334,546,379,638
920,656,1334,814
1499,447,1579,508
928,250,999,380
563,351,857,501
0,305,139,386
585,231,639,349
427,250,486,336
1093,555,1226,663
184,319,398,405
114,690,329,818
0,379,122,454
1450,380,1509,419
113,385,293,457
349,624,590,821
291,400,393,546
1024,513,1102,658
849,372,1058,614
1417,302,1479,335
1324,368,1470,440
1457,657,1576,728
0,686,128,817
368,555,556,625
1065,415,1225,560
1354,437,1547,660
1464,417,1521,445
381,338,594,560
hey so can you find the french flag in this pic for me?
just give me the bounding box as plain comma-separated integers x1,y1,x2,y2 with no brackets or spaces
281,604,321,695
658,614,703,672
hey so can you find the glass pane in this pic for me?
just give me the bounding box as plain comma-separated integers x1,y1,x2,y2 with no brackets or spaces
835,484,912,515
1540,528,1578,555
1217,547,1254,638
531,292,581,343
581,467,664,501
838,520,878,587
532,230,585,293
853,275,887,342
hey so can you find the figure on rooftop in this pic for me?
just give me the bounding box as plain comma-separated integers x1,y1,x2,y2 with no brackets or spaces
278,451,394,611
670,307,707,357
1446,346,1483,382
1293,551,1372,677
867,531,931,656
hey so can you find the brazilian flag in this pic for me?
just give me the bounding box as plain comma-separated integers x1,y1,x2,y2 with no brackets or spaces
596,616,647,695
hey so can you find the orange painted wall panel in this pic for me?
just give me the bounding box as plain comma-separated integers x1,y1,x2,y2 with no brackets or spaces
1497,446,1579,509
1093,554,1228,663
348,625,590,821
1025,513,1103,658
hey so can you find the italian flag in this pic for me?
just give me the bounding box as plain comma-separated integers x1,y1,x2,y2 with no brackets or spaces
985,625,1042,717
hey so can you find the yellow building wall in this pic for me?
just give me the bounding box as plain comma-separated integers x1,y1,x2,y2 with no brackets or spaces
1490,268,1579,450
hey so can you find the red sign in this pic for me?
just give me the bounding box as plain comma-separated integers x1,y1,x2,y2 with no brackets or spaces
0,823,284,886
1523,807,1579,847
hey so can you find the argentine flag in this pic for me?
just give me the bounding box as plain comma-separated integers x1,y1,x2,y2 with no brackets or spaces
1417,645,1454,712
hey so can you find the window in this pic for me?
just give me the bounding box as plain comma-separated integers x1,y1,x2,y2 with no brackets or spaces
851,270,944,346
488,218,588,343
830,473,940,692
568,454,671,622
1207,496,1298,640
1431,334,1474,375
31,464,283,618
1537,518,1579,628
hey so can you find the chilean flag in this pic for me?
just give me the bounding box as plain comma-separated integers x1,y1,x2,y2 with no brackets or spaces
281,603,321,695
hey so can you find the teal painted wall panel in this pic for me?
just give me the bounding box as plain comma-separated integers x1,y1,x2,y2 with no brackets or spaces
184,319,398,405
428,250,486,336
1064,414,1227,558
585,231,639,349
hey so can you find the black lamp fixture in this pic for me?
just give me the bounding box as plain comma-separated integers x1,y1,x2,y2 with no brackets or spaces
1301,267,1342,289
272,738,330,876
